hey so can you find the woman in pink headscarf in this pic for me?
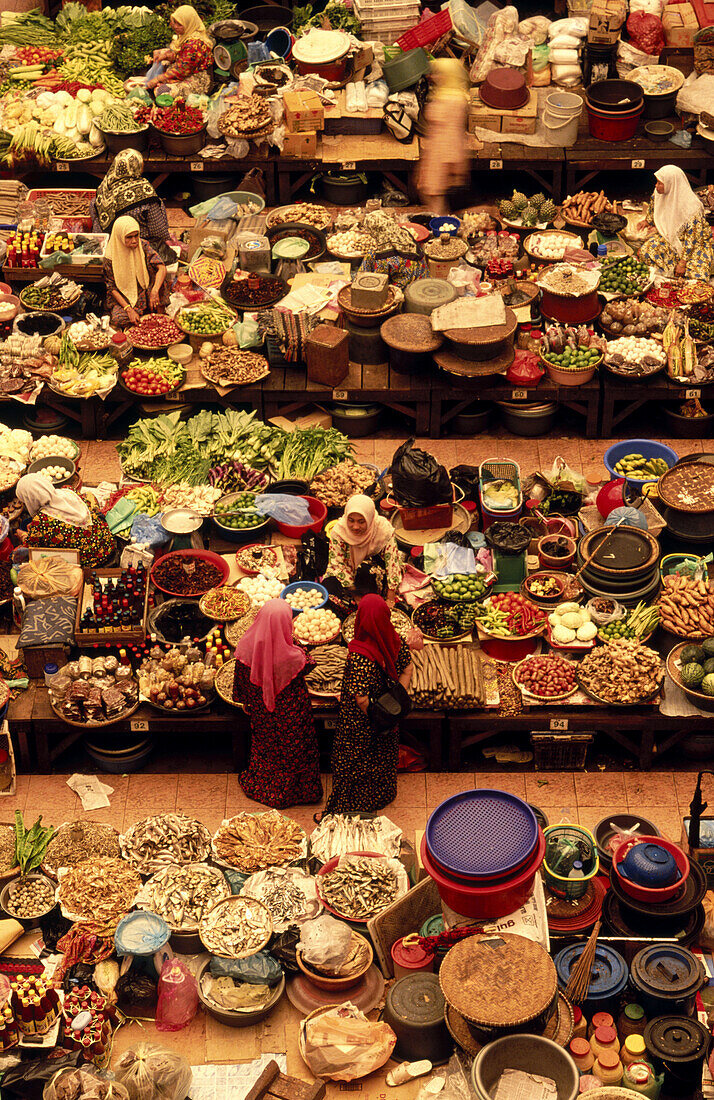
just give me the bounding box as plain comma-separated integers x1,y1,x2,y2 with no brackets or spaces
232,599,322,808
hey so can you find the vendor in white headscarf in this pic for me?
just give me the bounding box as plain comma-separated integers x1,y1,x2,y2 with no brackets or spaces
16,474,115,567
639,165,714,279
323,494,403,607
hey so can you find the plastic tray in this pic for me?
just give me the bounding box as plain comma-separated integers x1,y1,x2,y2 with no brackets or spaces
40,232,107,265
425,789,538,879
26,188,94,231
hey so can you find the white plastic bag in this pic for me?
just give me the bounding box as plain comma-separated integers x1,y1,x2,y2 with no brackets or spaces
300,913,352,970
115,1044,192,1100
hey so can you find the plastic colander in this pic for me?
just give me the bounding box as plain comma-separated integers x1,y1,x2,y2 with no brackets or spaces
425,789,538,879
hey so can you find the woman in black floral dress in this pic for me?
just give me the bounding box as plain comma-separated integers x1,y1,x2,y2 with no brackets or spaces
326,594,413,813
232,599,322,809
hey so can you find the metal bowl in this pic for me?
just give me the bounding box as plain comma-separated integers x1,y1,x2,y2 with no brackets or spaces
0,872,57,929
27,456,76,486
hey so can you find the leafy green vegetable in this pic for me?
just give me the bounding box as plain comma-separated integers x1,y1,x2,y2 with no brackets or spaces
14,811,55,876
276,426,354,481
111,14,173,76
293,1,360,36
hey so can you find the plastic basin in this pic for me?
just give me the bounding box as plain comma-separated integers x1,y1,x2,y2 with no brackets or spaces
420,831,544,919
603,439,678,489
472,1035,579,1100
274,495,327,538
586,100,643,142
280,580,328,615
612,835,690,903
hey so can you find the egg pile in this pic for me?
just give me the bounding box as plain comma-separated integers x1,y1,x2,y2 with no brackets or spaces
605,336,666,367
293,609,341,645
40,464,71,483
529,233,577,260
237,574,283,608
284,586,324,610
31,435,76,461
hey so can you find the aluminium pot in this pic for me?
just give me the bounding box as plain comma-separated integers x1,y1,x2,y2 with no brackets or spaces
496,400,558,437
97,125,150,154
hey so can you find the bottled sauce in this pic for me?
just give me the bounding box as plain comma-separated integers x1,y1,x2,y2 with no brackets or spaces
569,1037,594,1072
591,1025,620,1059
618,1003,647,1042
572,1006,588,1039
622,1062,663,1098
622,1035,646,1066
570,859,585,879
593,1049,623,1086
589,1011,614,1038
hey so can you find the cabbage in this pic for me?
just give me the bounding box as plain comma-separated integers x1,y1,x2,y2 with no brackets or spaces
561,611,583,630
56,90,73,107
89,101,104,118
548,613,561,627
553,625,576,644
77,104,92,136
555,602,581,616
76,88,92,104
88,123,103,148
53,116,66,136
577,623,597,641
65,101,77,130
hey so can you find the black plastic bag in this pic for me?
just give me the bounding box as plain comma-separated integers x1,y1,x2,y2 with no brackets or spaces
391,438,452,507
269,924,301,972
210,952,283,987
297,531,329,580
1,1051,82,1099
450,464,480,501
40,908,72,952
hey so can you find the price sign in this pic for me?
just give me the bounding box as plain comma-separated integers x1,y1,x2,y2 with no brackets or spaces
56,163,69,172
686,388,701,399
333,389,348,401
131,719,149,732
343,161,356,170
490,159,503,170
511,388,528,400
324,718,337,730
550,718,569,732
631,159,645,169
166,390,182,401
190,161,204,172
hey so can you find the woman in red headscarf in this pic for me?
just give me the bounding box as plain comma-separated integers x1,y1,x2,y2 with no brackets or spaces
325,593,413,814
232,599,322,808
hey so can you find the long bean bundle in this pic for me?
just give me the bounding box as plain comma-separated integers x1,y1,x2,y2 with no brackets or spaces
410,646,486,710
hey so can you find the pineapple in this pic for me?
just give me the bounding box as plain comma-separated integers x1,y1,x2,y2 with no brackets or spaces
499,199,517,220
522,206,538,226
511,191,528,213
540,199,557,223
530,192,546,210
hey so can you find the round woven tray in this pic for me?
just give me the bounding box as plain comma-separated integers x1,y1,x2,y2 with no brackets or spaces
214,660,246,709
445,990,574,1057
524,229,583,261
657,461,714,514
380,313,443,353
546,882,595,918
439,932,557,1028
50,693,140,729
442,307,518,349
337,284,399,322
199,587,252,622
434,344,514,379
226,607,259,645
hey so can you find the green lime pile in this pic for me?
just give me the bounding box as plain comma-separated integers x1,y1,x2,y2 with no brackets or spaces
600,257,650,295
215,493,263,530
432,573,487,602
543,346,601,371
614,453,669,479
599,618,636,641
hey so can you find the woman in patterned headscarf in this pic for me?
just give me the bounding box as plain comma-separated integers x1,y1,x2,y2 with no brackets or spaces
92,150,173,264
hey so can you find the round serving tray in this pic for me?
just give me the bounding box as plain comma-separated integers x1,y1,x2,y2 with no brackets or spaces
266,204,332,231
391,502,470,547
657,460,714,514
125,314,183,351
214,659,245,708
512,657,578,703
50,692,140,729
434,344,514,379
220,274,286,311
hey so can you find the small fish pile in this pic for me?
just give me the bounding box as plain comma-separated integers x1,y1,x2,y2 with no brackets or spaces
319,855,398,920
143,863,231,929
310,814,403,862
241,866,321,930
43,821,121,876
200,896,272,958
212,810,306,873
58,858,141,923
121,813,212,874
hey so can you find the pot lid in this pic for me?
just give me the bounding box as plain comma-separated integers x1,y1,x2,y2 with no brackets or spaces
292,29,350,64
644,1016,710,1063
439,933,556,1027
630,945,705,999
579,526,659,574
554,944,628,1000
405,279,457,311
387,974,444,1025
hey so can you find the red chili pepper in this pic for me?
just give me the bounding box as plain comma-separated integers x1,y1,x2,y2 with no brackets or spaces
152,100,204,135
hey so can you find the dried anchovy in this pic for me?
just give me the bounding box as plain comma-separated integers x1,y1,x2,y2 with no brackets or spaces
145,862,231,929
43,821,120,875
212,810,305,873
0,824,16,873
58,857,141,923
122,813,212,874
320,855,398,919
200,896,272,957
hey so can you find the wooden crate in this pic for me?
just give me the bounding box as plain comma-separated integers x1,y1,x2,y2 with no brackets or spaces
245,1060,324,1100
74,567,149,648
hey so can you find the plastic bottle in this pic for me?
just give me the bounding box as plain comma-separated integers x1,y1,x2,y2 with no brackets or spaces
569,1037,594,1072
591,1024,620,1058
588,1011,614,1038
12,586,25,628
622,1034,647,1066
618,1003,647,1042
592,1049,623,1086
570,859,585,879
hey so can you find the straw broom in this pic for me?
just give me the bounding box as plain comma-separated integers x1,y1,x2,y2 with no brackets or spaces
564,919,601,1004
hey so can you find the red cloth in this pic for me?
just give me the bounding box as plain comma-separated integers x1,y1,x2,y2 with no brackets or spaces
348,593,400,681
234,598,307,712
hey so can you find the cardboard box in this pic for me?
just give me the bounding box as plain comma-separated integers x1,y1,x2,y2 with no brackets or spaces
283,89,324,133
468,87,538,134
663,1,700,46
282,129,317,157
588,0,627,43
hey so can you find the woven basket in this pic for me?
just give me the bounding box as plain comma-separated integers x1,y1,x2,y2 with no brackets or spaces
543,824,598,899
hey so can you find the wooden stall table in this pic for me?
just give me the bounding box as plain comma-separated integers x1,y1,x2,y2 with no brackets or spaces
601,371,714,435
275,132,421,204
430,373,601,438
469,138,565,200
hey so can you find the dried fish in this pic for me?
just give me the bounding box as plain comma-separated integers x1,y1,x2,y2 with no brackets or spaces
241,866,321,930
199,895,273,958
212,810,306,873
319,855,398,920
143,863,231,929
310,814,402,862
121,813,212,874
58,857,141,923
44,821,120,876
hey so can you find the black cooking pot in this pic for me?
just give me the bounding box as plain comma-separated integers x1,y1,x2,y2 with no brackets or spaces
587,79,644,112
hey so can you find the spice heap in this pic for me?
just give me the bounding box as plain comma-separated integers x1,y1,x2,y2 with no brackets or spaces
217,96,272,139
143,863,230,929
319,854,399,920
212,810,306,872
152,99,204,134
58,858,141,922
577,640,664,704
658,574,714,637
269,202,331,229
202,348,269,386
121,813,212,874
125,315,182,349
43,822,120,876
152,554,224,596
310,461,376,508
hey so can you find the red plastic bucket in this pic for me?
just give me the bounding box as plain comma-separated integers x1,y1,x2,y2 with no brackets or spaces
585,99,643,142
420,831,545,918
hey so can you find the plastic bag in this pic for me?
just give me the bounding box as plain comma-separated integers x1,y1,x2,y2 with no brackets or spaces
43,1069,129,1100
2,1054,82,1100
300,1003,397,1081
506,349,544,385
255,494,312,524
391,438,452,507
210,952,283,987
300,913,352,971
429,542,478,576
115,1044,192,1100
18,557,83,599
270,923,301,971
155,958,198,1032
130,514,171,549
627,10,665,53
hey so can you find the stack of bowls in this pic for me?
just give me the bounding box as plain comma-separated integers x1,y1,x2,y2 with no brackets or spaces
612,835,689,903
576,526,661,607
421,790,544,919
585,79,644,141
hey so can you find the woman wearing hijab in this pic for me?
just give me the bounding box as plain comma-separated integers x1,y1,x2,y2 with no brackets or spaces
103,216,169,327
639,165,714,279
416,59,470,215
16,474,114,568
147,5,213,96
91,150,173,264
232,599,322,809
325,594,413,814
324,495,403,607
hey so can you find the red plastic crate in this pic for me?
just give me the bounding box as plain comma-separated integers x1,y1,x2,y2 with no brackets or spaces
397,7,452,49
398,501,453,530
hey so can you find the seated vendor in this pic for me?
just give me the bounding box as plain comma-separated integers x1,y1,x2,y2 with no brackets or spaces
103,216,169,328
146,4,213,97
91,150,174,265
323,495,403,607
16,474,115,569
639,166,714,280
